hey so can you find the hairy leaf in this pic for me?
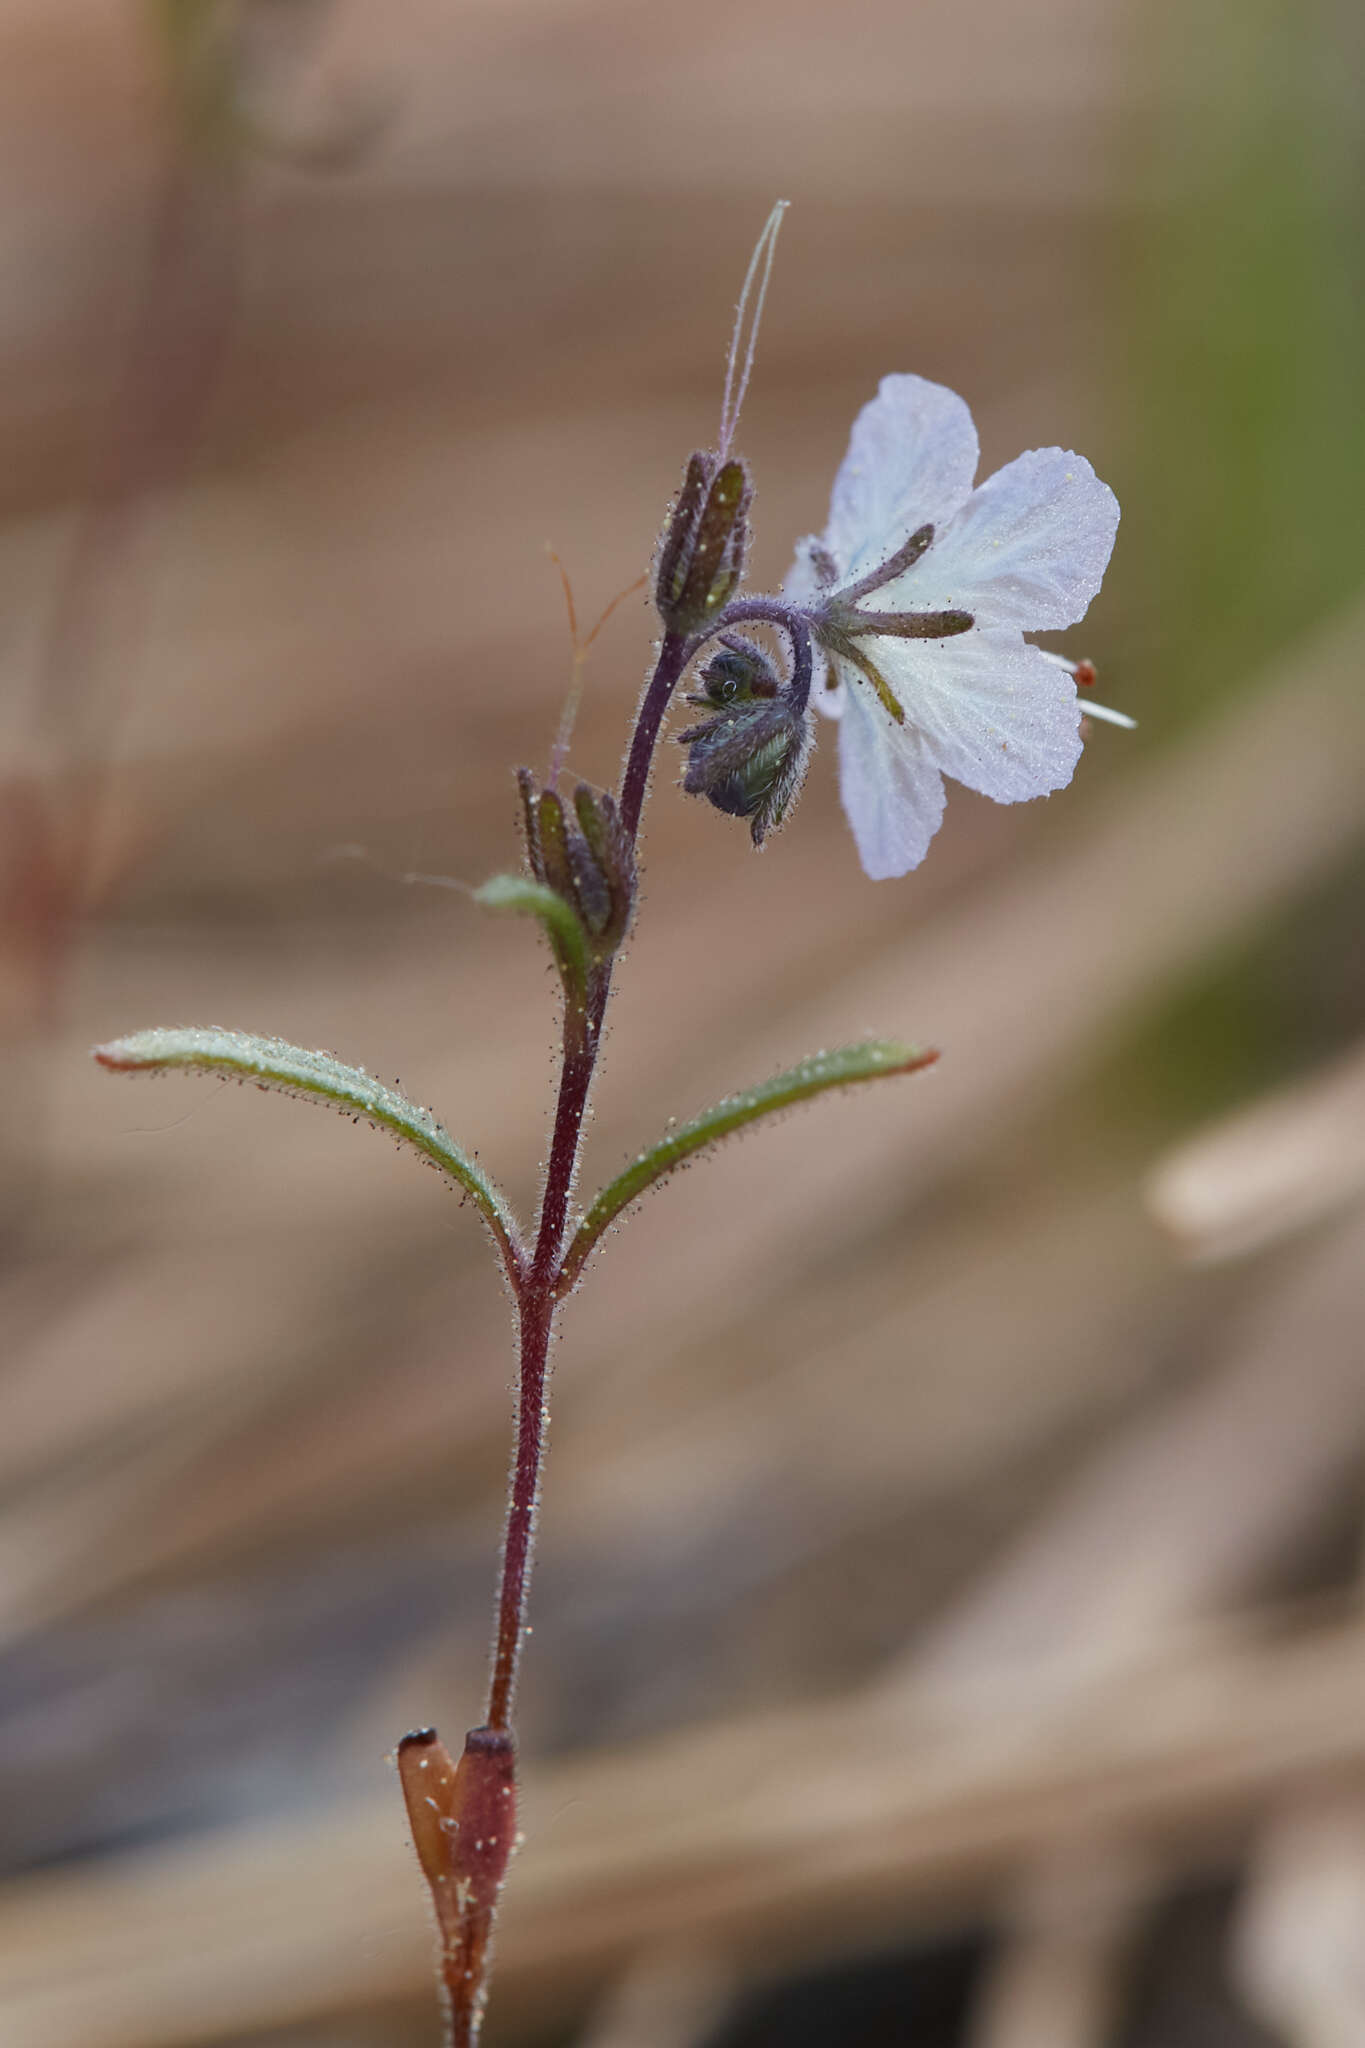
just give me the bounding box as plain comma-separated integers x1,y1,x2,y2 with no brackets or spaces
93,1025,522,1279
474,873,589,1004
557,1040,938,1294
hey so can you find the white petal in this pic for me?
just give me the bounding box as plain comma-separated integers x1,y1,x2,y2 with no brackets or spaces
881,448,1119,630
836,658,947,878
873,630,1083,802
783,533,829,609
825,375,979,586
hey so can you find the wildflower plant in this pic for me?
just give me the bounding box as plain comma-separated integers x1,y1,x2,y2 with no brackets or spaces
93,203,1123,2045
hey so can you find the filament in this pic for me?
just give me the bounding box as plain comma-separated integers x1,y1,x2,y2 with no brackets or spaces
718,200,789,457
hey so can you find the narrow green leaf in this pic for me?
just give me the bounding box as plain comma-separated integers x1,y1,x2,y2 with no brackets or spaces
93,1025,523,1279
473,873,589,1001
557,1040,939,1295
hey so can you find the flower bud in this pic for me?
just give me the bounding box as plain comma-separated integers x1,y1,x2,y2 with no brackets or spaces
676,642,811,848
514,769,636,960
654,451,751,635
685,636,781,709
571,781,636,953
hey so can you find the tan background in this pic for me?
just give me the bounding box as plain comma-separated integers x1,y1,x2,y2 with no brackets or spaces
2,2,1365,2044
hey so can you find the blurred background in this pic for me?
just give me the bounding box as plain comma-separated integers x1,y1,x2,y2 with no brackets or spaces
3,1,1365,2043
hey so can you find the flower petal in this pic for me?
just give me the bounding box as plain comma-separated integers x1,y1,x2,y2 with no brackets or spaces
825,375,979,586
783,533,830,609
880,448,1119,630
873,629,1084,802
835,657,947,877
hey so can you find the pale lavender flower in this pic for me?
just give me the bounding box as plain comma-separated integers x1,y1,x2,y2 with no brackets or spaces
787,374,1122,880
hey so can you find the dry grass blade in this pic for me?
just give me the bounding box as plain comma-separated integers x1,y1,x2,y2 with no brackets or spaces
3,1612,1365,2048
886,1211,1365,1692
1146,1038,1365,1263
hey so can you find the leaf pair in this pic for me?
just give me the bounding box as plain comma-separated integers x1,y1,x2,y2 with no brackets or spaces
93,1028,938,1287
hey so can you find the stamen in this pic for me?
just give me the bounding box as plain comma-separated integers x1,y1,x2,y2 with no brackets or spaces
843,607,973,640
824,629,905,724
837,523,935,605
717,201,789,459
1035,649,1135,728
1039,648,1099,685
810,542,840,587
1080,699,1138,730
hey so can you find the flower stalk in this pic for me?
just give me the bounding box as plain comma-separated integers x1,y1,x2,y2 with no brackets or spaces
89,200,1125,2047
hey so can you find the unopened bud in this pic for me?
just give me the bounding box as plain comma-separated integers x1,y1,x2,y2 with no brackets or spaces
655,451,751,635
514,770,636,961
685,636,781,709
571,781,636,952
677,642,811,848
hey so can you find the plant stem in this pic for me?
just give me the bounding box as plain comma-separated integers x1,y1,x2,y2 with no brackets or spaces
485,1280,553,1735
484,625,695,1735
485,1014,595,1732
442,600,815,2039
619,630,693,843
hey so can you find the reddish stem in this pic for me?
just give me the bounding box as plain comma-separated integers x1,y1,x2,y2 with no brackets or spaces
485,1282,552,1736
619,630,693,844
437,622,699,2046
485,620,695,1738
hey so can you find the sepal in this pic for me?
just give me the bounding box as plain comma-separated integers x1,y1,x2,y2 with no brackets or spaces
654,451,752,635
513,771,637,968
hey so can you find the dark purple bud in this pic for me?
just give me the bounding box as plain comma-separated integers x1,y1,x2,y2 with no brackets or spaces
677,692,811,848
685,637,781,711
654,451,752,635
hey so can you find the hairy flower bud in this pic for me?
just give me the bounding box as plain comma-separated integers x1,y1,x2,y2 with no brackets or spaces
654,451,752,635
676,641,811,848
686,636,781,709
515,769,636,960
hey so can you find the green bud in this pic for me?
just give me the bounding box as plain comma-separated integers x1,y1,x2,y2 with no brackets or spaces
513,770,636,962
654,451,752,635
